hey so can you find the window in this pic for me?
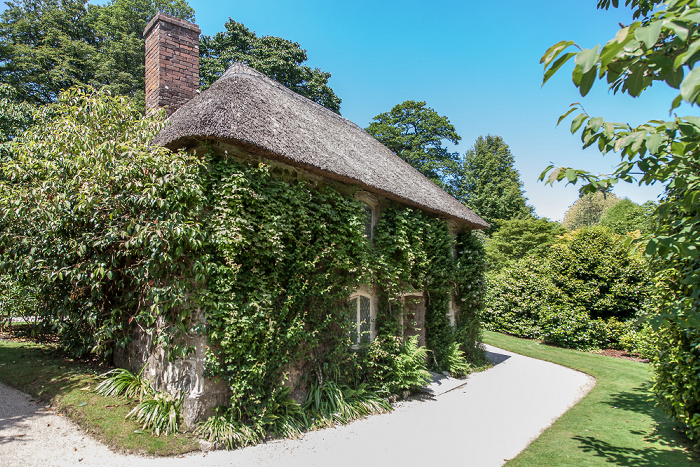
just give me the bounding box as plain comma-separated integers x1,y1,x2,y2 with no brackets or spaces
355,191,378,241
364,204,373,240
349,293,374,345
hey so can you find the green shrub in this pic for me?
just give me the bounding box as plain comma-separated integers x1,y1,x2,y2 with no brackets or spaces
483,256,566,339
654,322,700,444
549,227,651,321
0,274,37,330
484,227,652,352
539,307,607,350
619,321,656,360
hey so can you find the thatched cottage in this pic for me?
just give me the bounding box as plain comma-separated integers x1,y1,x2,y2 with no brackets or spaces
118,12,488,427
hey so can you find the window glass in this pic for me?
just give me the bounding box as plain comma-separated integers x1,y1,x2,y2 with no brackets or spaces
364,204,373,240
359,295,371,343
349,297,359,345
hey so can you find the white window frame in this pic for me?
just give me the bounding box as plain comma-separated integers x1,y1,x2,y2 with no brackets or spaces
349,291,376,346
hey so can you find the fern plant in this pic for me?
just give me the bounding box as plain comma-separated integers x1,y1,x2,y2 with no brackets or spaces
442,342,472,378
391,336,431,391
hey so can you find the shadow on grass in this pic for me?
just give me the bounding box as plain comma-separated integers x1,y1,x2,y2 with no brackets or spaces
604,383,655,415
585,383,699,465
573,434,698,466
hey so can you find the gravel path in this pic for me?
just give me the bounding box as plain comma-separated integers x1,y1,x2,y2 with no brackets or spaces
0,344,595,467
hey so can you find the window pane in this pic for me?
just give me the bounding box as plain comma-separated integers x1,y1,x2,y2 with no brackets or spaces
349,297,358,345
364,205,373,240
359,296,371,343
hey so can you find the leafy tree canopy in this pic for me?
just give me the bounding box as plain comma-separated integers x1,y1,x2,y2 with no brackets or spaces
485,217,566,269
540,0,700,445
366,100,461,191
199,19,341,113
0,0,194,107
600,198,656,234
455,135,534,230
562,190,620,230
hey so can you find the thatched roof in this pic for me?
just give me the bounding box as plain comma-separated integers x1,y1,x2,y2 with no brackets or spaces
155,64,489,229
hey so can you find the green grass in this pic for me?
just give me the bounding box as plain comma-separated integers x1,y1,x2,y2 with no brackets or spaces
483,330,699,466
0,333,199,456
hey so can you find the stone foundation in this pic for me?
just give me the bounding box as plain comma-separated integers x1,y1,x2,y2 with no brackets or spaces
113,314,230,429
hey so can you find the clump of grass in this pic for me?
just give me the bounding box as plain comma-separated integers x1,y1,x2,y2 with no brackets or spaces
303,380,391,428
196,408,263,450
95,367,182,436
127,392,182,436
197,380,392,450
94,368,153,400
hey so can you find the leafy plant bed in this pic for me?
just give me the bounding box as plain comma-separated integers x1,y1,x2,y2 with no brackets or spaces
483,331,698,466
595,349,649,363
0,327,199,456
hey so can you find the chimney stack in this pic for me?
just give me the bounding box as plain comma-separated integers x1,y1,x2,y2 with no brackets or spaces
144,12,201,117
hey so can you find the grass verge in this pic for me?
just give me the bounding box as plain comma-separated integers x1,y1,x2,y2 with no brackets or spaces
0,332,199,456
483,330,698,466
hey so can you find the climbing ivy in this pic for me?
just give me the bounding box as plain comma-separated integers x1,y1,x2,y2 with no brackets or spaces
201,159,370,415
0,87,488,439
371,207,487,371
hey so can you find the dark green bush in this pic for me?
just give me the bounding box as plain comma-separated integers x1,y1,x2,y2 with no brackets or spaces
654,322,700,443
549,227,651,321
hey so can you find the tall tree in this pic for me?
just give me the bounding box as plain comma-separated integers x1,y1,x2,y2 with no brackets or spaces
199,19,341,113
0,0,194,107
540,0,700,445
0,0,96,105
455,135,533,229
562,190,620,230
600,198,655,235
91,0,195,108
484,217,566,269
366,100,461,191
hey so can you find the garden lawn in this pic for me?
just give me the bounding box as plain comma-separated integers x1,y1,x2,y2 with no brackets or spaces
0,333,199,456
483,331,698,466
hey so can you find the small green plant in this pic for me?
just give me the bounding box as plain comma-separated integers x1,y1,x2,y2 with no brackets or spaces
254,386,306,439
390,336,431,391
196,408,262,450
303,380,390,428
442,342,472,378
95,367,182,436
94,368,153,400
127,392,182,436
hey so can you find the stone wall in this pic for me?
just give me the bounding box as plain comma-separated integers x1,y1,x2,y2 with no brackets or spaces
113,311,230,428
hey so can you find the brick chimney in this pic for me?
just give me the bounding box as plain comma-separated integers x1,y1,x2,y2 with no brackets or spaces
144,12,201,116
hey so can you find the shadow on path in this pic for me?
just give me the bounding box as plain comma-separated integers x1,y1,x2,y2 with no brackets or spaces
485,349,511,366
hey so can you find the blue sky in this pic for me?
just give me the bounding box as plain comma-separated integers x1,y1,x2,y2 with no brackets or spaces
196,2,681,218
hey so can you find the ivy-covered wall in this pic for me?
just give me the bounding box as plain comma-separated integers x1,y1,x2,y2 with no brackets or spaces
195,148,489,413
